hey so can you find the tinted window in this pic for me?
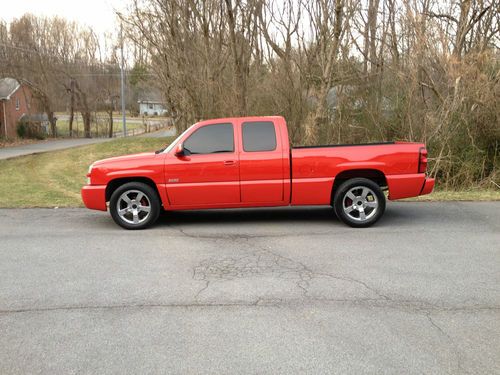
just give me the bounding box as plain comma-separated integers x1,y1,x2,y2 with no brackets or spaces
184,123,234,154
242,121,277,152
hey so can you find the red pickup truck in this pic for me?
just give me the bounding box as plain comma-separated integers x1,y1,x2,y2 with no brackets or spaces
82,116,434,229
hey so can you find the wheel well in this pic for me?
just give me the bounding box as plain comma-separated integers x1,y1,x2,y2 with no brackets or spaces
331,169,387,201
105,177,160,202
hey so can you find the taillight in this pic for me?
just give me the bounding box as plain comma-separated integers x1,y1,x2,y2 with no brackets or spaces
418,147,428,173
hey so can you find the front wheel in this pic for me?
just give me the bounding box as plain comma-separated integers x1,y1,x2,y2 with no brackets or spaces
333,178,386,228
109,182,161,230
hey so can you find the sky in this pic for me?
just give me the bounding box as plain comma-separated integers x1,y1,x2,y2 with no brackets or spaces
1,0,126,35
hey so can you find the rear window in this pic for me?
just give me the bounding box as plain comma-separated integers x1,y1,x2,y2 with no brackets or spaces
242,121,277,152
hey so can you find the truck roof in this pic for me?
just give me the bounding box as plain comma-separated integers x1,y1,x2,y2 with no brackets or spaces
196,115,285,126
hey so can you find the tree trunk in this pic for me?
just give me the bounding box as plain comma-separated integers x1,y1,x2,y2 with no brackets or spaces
48,111,57,137
224,0,247,116
387,0,399,67
82,111,91,138
454,0,472,59
308,0,343,144
368,0,380,72
72,80,92,138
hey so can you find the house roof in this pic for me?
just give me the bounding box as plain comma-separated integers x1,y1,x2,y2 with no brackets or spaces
137,89,165,104
138,99,165,105
0,78,21,100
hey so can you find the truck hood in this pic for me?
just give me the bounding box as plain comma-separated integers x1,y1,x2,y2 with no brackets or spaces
93,152,157,166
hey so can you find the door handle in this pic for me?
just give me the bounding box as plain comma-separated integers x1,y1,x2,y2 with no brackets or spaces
223,160,236,166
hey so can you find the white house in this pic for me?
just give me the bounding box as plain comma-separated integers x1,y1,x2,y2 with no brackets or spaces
138,96,168,117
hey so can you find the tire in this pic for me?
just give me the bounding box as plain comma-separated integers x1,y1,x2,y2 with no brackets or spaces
109,182,161,230
333,178,386,228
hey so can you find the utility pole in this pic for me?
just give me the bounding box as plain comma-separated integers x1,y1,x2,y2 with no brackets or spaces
120,23,127,137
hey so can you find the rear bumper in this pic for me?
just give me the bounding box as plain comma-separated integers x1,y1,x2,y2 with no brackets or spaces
420,177,435,196
81,185,107,211
387,174,435,200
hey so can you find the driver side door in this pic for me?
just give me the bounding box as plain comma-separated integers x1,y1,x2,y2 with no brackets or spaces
165,122,240,207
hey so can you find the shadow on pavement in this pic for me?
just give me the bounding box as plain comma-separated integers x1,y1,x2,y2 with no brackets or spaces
152,203,421,228
156,206,337,226
84,203,422,230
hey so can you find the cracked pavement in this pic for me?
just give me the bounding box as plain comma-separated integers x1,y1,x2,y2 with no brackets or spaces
0,202,499,374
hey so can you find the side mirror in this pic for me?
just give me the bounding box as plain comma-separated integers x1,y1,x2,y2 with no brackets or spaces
174,143,185,157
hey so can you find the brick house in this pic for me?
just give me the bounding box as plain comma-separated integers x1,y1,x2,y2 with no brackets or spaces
0,78,44,139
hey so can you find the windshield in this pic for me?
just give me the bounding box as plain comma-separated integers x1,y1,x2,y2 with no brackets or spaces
160,125,194,153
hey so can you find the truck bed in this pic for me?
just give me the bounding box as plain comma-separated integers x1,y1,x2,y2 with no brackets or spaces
291,141,422,177
289,141,426,204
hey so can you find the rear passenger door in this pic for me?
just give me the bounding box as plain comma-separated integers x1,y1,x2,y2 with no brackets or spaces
238,120,285,204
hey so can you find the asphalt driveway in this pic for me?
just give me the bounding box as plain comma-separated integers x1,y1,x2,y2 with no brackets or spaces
0,137,115,160
0,202,499,374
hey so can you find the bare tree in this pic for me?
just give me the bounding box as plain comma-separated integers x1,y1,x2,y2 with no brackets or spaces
1,1,498,188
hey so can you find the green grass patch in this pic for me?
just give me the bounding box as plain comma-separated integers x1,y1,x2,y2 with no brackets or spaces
403,189,500,201
0,136,174,208
0,138,498,208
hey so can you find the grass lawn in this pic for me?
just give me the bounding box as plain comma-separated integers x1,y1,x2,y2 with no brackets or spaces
0,136,174,208
403,189,500,201
0,137,498,208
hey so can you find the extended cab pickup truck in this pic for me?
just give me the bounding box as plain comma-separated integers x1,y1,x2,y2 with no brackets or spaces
82,116,434,229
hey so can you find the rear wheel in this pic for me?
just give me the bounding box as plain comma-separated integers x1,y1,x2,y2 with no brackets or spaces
109,182,161,230
333,178,385,228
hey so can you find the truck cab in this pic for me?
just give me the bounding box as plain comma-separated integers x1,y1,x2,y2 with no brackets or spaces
164,116,290,208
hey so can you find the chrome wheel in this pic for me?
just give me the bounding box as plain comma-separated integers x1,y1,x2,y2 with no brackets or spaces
116,189,151,225
342,186,378,222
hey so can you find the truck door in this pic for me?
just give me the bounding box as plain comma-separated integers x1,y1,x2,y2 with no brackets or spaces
165,122,240,206
238,120,285,204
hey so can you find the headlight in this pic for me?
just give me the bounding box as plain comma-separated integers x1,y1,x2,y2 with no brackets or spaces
86,164,94,185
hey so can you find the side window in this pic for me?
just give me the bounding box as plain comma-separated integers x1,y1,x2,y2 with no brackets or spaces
242,121,277,152
15,98,20,110
183,123,234,155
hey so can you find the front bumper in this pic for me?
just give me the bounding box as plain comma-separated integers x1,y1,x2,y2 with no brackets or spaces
81,185,107,211
420,177,435,196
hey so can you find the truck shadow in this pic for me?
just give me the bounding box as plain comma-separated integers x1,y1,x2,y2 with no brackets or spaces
157,206,336,226
155,205,415,227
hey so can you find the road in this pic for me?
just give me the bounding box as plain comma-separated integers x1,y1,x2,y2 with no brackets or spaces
0,202,499,374
0,137,116,160
0,128,175,160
